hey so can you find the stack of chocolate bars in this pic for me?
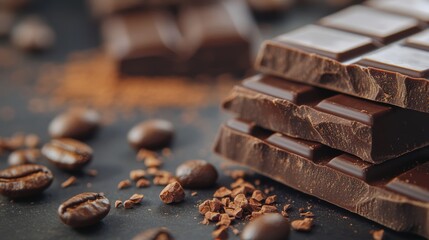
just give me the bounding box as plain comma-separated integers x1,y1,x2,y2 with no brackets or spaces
88,0,257,76
215,1,429,238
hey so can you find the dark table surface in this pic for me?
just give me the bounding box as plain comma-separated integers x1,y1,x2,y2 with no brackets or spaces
0,0,422,239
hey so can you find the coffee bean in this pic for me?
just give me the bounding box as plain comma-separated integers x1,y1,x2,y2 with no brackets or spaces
132,227,174,240
176,160,218,189
241,213,290,240
0,164,53,198
8,148,42,166
42,138,93,171
49,108,100,140
127,119,174,150
11,16,55,52
58,192,110,228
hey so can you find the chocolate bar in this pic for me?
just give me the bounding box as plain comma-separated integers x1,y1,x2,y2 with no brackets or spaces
102,1,255,76
214,118,429,238
255,4,429,113
223,75,429,163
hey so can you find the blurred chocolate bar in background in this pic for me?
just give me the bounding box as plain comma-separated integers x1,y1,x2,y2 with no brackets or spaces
91,0,257,77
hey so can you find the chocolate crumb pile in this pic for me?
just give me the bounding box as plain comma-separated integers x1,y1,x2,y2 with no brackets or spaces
198,176,315,239
34,51,235,116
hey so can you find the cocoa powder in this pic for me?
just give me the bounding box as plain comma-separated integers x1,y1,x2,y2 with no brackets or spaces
35,51,236,119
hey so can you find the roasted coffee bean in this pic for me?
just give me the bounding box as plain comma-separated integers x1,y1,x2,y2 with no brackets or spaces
42,138,93,171
127,119,174,150
132,227,174,240
58,192,110,228
0,164,53,198
11,16,55,52
241,213,290,240
176,160,218,189
49,108,100,140
8,148,42,166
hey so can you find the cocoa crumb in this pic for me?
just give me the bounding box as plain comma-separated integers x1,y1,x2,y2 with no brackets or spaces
117,180,132,190
213,187,232,198
291,218,313,232
233,194,248,208
124,200,134,209
283,204,291,212
230,178,255,191
251,190,266,202
147,167,159,176
281,211,289,218
216,214,232,227
115,200,122,208
298,207,306,213
212,226,228,240
228,170,247,179
61,176,77,188
136,149,158,161
265,195,277,205
130,169,146,181
201,218,210,225
371,229,384,240
153,171,175,186
231,185,253,198
144,156,163,168
87,169,98,177
260,205,278,214
159,181,185,204
205,212,221,222
209,198,224,212
251,211,263,220
136,178,151,188
129,193,144,204
221,197,230,207
300,211,314,218
199,200,211,215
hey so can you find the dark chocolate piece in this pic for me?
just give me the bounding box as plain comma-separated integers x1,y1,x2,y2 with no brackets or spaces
214,119,429,238
319,5,420,43
103,1,254,76
366,0,429,23
256,4,429,113
223,75,429,163
103,11,184,76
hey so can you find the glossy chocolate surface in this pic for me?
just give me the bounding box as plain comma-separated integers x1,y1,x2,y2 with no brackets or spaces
223,75,429,163
256,3,429,113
